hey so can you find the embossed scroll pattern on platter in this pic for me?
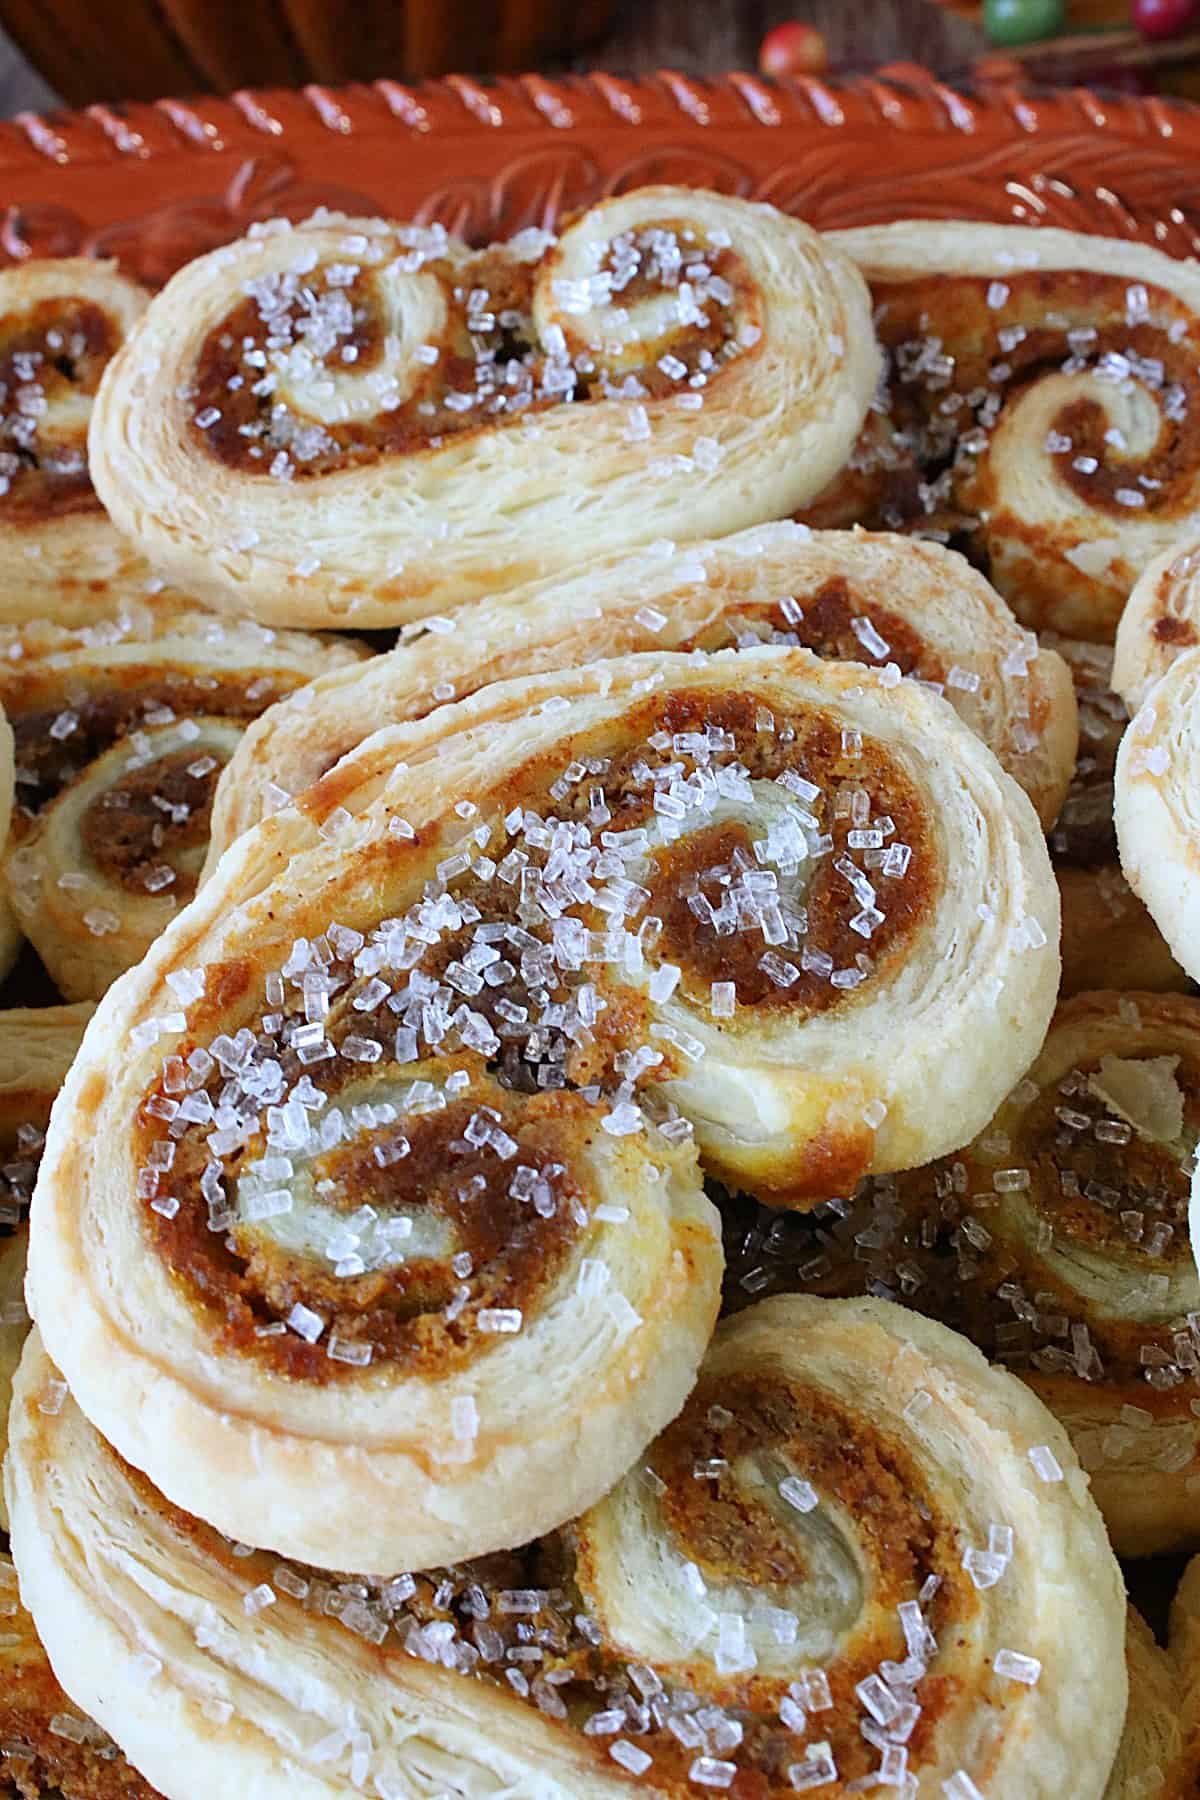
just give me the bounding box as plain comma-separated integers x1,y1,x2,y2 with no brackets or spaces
1,74,1200,287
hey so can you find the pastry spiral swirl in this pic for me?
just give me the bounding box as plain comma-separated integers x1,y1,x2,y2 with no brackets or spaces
1115,651,1200,988
0,598,364,999
87,192,879,629
0,259,150,622
6,1296,1127,1799
819,222,1200,641
208,522,1077,870
26,646,1057,1571
724,988,1200,1555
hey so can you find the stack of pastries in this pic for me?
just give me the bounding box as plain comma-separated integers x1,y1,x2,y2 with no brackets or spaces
0,181,1196,1797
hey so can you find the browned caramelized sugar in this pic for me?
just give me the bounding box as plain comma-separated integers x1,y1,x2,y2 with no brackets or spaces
144,1080,587,1382
1153,611,1199,647
803,269,1200,550
79,748,222,899
188,225,747,477
0,300,117,523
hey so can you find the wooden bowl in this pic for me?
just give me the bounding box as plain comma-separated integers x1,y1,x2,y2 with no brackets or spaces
0,0,614,106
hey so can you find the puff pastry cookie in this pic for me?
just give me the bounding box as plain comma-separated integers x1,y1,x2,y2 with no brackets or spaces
723,988,1200,1555
26,647,1057,1570
6,1297,1126,1799
88,191,879,628
0,1552,161,1799
0,701,18,983
1103,1606,1189,1799
1167,1556,1200,1796
0,597,364,999
1047,636,1187,998
1113,537,1200,709
208,522,1077,870
821,222,1200,640
0,998,92,1529
1115,650,1200,987
0,259,151,623
1057,865,1190,999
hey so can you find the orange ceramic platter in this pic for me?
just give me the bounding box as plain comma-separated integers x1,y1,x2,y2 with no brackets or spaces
1,67,1200,283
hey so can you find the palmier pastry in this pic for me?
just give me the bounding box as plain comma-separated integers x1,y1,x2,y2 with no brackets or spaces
1115,650,1200,987
1104,1607,1189,1800
87,190,879,628
1112,537,1200,709
0,998,93,1143
208,522,1077,871
1046,636,1187,998
0,259,150,623
1169,1557,1200,1794
0,1230,26,1532
0,598,365,999
0,701,18,982
723,988,1200,1555
1047,637,1127,869
1058,865,1190,999
818,222,1200,640
6,1296,1127,1799
0,998,92,1529
0,1553,161,1799
27,648,1057,1571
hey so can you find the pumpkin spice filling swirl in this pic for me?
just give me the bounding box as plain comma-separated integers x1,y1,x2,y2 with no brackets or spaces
0,258,151,618
0,602,363,1000
814,222,1200,642
86,189,880,628
6,1297,1126,1799
25,648,1057,1574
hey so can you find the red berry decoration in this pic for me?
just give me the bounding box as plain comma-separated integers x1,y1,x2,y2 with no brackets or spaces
758,22,830,78
1134,0,1199,40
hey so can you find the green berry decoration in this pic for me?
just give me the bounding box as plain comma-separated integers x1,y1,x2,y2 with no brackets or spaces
983,0,1067,46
